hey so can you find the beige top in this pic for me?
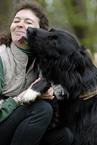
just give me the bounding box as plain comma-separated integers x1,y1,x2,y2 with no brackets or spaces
0,42,38,97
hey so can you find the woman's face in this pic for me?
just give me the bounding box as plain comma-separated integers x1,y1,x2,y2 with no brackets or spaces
10,9,40,49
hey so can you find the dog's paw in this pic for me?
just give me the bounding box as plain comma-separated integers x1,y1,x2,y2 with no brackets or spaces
22,89,41,103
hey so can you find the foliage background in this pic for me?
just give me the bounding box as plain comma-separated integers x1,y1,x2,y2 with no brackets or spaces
0,0,97,65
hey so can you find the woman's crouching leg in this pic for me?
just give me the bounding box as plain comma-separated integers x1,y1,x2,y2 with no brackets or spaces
11,99,53,145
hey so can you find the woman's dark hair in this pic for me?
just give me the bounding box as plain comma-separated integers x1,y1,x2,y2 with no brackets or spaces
0,1,49,46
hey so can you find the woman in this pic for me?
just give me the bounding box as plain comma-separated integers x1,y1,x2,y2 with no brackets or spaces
0,1,73,145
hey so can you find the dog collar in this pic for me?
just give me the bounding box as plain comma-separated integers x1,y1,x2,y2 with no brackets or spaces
79,88,97,100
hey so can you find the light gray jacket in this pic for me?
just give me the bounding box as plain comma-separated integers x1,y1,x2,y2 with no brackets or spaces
0,42,38,97
0,42,38,122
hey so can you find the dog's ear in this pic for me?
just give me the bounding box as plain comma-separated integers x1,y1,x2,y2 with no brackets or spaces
49,28,56,32
72,44,94,75
63,50,86,98
70,47,86,75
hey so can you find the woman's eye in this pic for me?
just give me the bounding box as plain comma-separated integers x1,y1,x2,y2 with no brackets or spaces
26,21,32,24
13,20,20,23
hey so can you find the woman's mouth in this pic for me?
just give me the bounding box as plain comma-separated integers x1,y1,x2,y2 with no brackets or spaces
17,34,27,45
15,31,25,35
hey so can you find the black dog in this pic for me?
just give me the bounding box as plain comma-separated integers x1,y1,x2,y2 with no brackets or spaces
23,27,97,145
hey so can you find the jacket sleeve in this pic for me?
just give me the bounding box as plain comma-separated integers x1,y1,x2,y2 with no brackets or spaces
0,56,19,123
0,56,4,94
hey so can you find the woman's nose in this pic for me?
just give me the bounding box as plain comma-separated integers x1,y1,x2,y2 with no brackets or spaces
17,21,24,28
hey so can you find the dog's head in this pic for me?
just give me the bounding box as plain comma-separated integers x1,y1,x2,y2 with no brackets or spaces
25,27,81,57
25,27,87,72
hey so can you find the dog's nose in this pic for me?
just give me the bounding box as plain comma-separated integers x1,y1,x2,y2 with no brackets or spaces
27,27,33,33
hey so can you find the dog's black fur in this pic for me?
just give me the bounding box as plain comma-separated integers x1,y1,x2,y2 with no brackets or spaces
25,27,97,145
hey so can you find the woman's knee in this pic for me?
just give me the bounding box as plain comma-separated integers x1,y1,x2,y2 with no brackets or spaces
10,101,53,145
38,100,53,123
29,99,53,124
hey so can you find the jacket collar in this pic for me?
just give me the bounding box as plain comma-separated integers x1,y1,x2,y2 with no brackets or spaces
10,42,28,64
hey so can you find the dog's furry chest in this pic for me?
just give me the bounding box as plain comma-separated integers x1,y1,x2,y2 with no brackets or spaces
52,84,65,99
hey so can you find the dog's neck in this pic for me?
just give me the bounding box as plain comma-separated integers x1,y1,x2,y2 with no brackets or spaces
79,87,97,100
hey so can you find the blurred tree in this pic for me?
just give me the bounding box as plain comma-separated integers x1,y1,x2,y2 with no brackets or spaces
0,0,97,65
63,0,89,42
0,0,9,32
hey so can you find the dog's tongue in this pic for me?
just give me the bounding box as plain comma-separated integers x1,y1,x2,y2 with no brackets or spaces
18,34,26,45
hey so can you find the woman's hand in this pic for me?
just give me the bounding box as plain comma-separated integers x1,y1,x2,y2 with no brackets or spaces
40,87,55,100
30,78,54,100
29,78,55,100
14,78,41,105
14,90,27,105
14,78,54,105
29,78,41,89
